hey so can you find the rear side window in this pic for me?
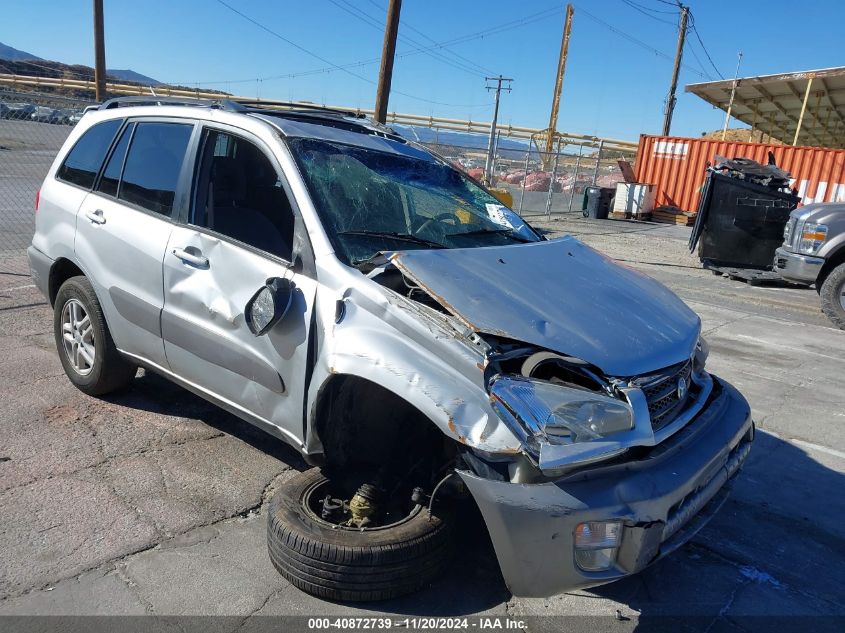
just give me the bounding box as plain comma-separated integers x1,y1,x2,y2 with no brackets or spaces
97,123,133,198
119,122,193,216
56,119,122,189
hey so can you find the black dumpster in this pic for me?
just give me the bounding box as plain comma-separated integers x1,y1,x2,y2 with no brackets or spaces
689,156,800,271
583,186,614,219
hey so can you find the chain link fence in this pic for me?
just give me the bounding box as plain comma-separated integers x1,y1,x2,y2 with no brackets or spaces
416,138,630,218
0,89,94,279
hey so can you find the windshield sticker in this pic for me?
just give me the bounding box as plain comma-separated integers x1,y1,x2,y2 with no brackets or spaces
485,203,515,229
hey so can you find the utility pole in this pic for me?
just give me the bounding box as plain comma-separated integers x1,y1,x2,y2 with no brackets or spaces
545,4,574,158
93,0,107,102
721,52,743,140
662,4,688,136
484,75,512,185
374,0,402,124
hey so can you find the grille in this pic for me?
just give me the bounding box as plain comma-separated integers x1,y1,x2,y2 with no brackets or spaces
637,361,694,431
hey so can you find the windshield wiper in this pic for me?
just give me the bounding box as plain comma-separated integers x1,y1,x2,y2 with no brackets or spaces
337,230,446,249
448,227,533,242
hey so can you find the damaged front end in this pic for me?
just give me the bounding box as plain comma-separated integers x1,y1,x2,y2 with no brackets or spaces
350,238,754,597
478,336,714,479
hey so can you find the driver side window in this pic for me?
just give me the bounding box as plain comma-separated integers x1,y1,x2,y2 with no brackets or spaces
192,129,294,261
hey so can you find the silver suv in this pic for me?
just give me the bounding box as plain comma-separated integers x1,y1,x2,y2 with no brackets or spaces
28,97,753,601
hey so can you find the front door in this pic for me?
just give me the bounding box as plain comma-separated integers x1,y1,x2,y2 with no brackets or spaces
161,125,316,446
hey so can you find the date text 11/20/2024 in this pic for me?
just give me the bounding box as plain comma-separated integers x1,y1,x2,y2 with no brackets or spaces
307,617,527,629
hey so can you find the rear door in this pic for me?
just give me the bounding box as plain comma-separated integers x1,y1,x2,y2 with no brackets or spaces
161,124,317,446
75,118,195,368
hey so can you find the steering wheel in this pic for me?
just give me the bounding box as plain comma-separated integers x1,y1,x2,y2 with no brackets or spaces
416,213,458,237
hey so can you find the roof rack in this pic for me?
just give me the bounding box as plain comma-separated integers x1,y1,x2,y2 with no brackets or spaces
98,96,246,111
232,99,364,119
94,95,405,142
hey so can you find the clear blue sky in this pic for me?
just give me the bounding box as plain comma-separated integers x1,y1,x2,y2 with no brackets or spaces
4,0,844,141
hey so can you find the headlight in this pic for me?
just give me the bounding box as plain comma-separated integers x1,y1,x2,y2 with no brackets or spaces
797,222,827,254
489,376,633,455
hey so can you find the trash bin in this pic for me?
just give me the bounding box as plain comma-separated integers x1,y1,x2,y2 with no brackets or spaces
689,156,800,270
583,186,614,219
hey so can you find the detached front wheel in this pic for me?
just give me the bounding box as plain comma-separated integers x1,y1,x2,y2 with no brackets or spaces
267,468,454,601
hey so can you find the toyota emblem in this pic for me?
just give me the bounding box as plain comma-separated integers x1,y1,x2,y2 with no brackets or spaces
677,376,688,400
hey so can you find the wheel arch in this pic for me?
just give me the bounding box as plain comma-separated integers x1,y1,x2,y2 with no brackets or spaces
817,245,845,292
48,257,85,306
308,373,456,474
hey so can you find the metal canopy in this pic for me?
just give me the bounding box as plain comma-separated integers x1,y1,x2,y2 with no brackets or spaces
686,67,845,149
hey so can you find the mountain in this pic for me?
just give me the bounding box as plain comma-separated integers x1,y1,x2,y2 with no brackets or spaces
106,68,162,86
0,41,161,86
394,125,531,159
0,42,42,62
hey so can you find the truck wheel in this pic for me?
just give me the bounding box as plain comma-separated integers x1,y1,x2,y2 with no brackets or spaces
267,468,454,601
53,276,137,395
820,263,845,330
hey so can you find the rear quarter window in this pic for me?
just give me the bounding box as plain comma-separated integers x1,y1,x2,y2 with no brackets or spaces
56,119,122,189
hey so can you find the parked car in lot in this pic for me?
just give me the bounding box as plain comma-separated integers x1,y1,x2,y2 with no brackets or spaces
28,97,753,601
66,109,86,126
30,106,71,125
775,203,845,329
1,102,36,120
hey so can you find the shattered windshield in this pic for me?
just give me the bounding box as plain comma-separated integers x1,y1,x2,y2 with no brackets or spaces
287,137,541,266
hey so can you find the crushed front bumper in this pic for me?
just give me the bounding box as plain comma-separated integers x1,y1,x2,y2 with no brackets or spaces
458,377,753,598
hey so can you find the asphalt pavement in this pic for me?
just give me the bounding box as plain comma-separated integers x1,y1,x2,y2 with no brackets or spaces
0,215,842,632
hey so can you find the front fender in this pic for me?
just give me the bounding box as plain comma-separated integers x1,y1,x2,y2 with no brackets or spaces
303,283,522,458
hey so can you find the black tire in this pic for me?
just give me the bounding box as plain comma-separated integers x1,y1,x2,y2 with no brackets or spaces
820,263,845,330
267,468,454,602
53,275,137,395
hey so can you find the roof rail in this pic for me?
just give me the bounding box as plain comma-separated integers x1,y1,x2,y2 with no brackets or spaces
98,96,246,111
232,99,365,118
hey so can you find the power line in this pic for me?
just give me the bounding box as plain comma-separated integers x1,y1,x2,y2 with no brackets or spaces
620,0,677,25
327,0,485,77
214,0,484,108
189,2,558,92
622,0,679,14
574,4,708,79
686,42,714,80
688,13,725,79
363,0,497,76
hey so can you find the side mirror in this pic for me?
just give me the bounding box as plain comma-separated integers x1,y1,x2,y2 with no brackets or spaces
245,277,294,336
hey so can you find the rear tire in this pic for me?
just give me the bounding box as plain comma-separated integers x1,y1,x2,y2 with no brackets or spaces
820,263,845,330
53,276,137,395
267,468,454,601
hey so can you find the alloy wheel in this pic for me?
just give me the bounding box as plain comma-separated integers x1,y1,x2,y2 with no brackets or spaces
60,298,95,376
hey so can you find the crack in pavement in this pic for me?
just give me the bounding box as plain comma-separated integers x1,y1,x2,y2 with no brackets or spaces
114,564,155,615
0,469,293,604
686,541,841,611
0,431,228,494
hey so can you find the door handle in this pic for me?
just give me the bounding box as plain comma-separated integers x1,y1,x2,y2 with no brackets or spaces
172,247,209,269
85,209,106,225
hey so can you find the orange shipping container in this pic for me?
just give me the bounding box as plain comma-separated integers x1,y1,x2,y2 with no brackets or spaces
633,135,845,214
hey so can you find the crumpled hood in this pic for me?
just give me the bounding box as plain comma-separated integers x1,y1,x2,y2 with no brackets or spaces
389,237,700,377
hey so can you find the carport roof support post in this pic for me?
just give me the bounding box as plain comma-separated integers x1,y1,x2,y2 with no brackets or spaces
793,75,815,146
